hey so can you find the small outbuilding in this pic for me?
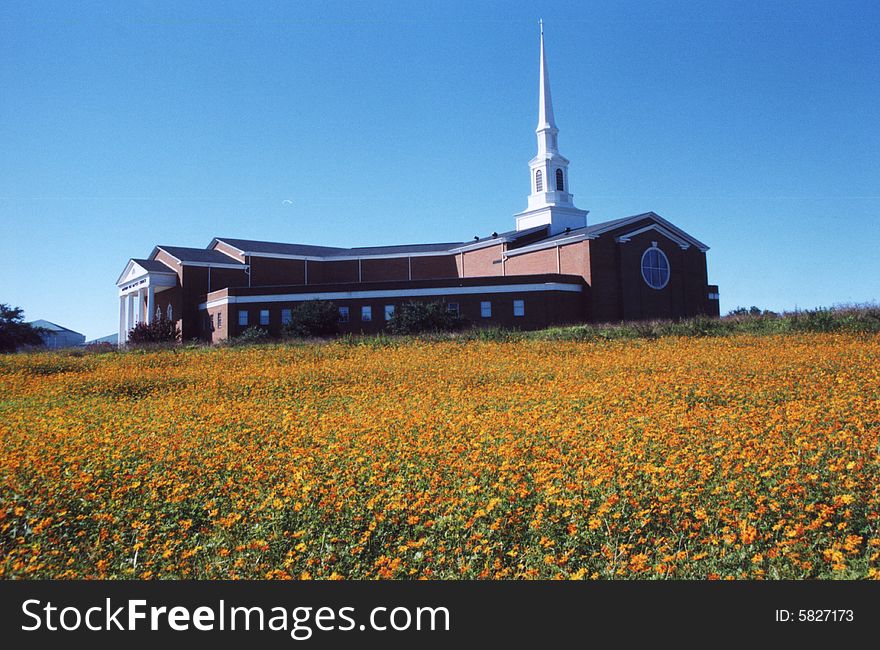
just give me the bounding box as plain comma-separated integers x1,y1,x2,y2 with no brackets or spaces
29,320,86,349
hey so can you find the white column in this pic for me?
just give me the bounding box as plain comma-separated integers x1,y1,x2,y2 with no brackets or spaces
128,293,136,329
147,286,155,324
137,288,146,324
118,296,127,346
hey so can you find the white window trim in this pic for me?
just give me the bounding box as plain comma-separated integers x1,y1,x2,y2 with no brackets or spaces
641,245,671,290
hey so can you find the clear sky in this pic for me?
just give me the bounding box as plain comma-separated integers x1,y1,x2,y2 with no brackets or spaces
1,0,878,340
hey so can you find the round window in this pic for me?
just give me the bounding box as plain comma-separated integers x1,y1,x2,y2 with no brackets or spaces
641,245,670,289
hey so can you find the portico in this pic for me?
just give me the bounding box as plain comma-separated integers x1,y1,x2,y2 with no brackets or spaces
115,259,178,345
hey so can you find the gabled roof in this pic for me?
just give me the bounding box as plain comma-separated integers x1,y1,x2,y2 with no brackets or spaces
152,245,246,265
147,211,706,271
211,237,347,258
502,212,710,257
28,320,83,335
584,215,633,236
132,258,177,273
115,257,178,285
587,212,709,251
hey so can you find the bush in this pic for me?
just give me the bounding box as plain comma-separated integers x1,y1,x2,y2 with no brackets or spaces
789,308,840,333
126,317,181,346
85,342,116,354
282,300,339,338
0,303,45,353
387,301,466,335
234,326,270,344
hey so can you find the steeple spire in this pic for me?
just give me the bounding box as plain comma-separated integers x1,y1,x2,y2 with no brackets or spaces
537,19,557,134
514,21,588,234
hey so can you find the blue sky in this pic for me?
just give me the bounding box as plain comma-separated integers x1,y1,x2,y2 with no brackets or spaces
1,0,878,340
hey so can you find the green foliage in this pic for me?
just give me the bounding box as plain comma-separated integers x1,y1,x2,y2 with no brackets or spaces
281,300,339,338
728,306,777,317
529,305,880,341
84,342,116,354
463,326,521,343
386,300,466,335
126,316,181,346
338,332,397,348
235,326,270,344
0,303,45,353
789,308,839,333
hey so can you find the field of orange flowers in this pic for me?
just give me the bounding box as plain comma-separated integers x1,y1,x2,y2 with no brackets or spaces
1,333,879,579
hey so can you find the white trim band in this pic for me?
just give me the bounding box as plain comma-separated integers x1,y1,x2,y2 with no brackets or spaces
200,282,583,310
616,224,691,250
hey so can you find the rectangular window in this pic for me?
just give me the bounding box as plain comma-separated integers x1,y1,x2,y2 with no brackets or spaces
260,309,270,326
361,305,372,322
384,304,395,321
447,302,460,317
281,308,292,325
339,306,350,323
238,310,248,327
217,312,222,329
513,300,525,317
480,301,492,318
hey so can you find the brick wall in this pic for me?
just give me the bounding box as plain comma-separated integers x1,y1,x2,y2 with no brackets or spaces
460,244,504,277
250,257,305,286
587,218,714,323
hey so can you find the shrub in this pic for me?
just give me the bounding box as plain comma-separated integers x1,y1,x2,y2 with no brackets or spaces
387,301,466,335
127,316,181,346
235,326,270,344
85,342,116,354
282,300,339,338
789,308,839,333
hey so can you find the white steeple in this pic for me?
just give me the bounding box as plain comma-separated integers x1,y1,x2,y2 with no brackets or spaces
515,21,588,234
537,19,557,150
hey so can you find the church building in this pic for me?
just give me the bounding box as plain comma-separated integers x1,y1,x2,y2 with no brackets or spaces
116,28,720,344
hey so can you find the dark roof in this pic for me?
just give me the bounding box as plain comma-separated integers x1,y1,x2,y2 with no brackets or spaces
586,212,709,250
585,215,635,235
451,224,549,251
163,212,705,267
214,238,347,257
346,242,462,256
153,246,244,265
508,214,695,250
132,258,176,273
214,237,463,258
